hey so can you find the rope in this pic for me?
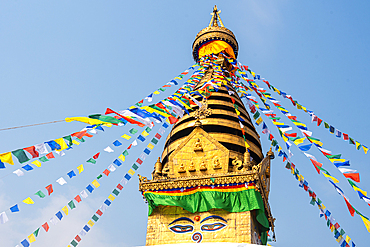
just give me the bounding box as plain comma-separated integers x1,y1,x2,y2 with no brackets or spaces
0,120,65,131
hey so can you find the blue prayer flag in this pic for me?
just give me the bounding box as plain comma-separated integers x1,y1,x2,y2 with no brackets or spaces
45,140,61,151
298,143,312,152
86,185,94,193
56,211,63,220
137,135,145,142
0,160,5,169
10,204,19,213
329,126,335,134
22,164,33,171
67,170,76,178
163,122,169,128
143,148,151,155
21,239,30,247
333,160,350,168
113,159,122,166
113,140,122,147
104,199,111,206
83,225,90,232
95,126,104,131
124,174,131,181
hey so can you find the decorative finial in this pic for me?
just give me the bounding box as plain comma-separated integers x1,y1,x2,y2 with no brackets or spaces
209,5,224,27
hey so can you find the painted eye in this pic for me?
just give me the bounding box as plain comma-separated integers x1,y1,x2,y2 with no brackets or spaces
169,224,194,233
201,222,226,232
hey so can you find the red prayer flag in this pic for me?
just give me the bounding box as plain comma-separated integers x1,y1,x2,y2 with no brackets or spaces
162,85,171,88
72,130,93,139
334,223,340,229
343,197,355,216
74,195,82,203
343,133,349,140
75,235,81,242
343,173,360,183
287,116,297,121
103,169,110,176
136,158,143,165
168,116,178,124
42,222,49,232
117,184,123,190
155,133,162,139
96,209,103,216
93,152,100,159
105,108,145,127
46,152,55,159
231,98,235,104
105,108,115,115
285,133,297,137
45,184,53,195
310,159,323,174
127,144,132,150
317,118,322,126
23,146,39,158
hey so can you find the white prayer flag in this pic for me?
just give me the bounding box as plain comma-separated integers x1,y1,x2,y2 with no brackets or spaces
56,177,67,185
132,140,138,146
79,230,86,236
55,150,65,156
89,129,98,134
0,212,8,224
80,190,88,198
158,127,165,135
338,168,357,174
108,164,116,172
120,178,128,185
303,152,317,161
49,217,58,225
35,143,48,154
139,153,146,161
104,146,114,153
13,169,24,177
99,204,107,212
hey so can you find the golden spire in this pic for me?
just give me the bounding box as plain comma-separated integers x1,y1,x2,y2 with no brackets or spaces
209,5,224,27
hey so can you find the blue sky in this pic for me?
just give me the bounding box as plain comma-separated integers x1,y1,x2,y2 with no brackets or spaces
0,1,369,246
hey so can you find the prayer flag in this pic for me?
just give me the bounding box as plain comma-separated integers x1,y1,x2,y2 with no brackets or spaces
35,190,46,198
343,197,355,216
75,195,82,202
343,133,349,140
21,239,30,247
92,215,99,222
72,140,80,145
112,189,120,196
298,143,312,151
113,140,122,146
93,152,100,159
87,220,95,227
129,128,138,134
151,138,158,145
117,184,123,190
108,194,115,201
360,215,370,233
293,138,305,145
10,204,19,212
46,152,55,159
108,164,116,172
118,154,125,162
46,184,53,195
22,164,33,171
87,158,96,164
104,199,111,206
56,211,63,220
54,138,68,151
128,169,135,175
113,159,122,166
96,209,103,216
56,177,67,185
35,143,48,154
62,206,69,216
77,164,84,174
155,133,162,139
67,170,76,178
0,212,8,224
42,222,49,232
92,180,100,188
123,150,129,156
86,185,94,193
45,140,61,151
104,146,114,153
68,200,76,209
363,145,369,154
343,173,360,183
23,197,34,204
310,159,323,174
12,149,30,163
334,160,350,168
31,160,41,167
137,135,145,142
103,169,110,176
23,146,39,158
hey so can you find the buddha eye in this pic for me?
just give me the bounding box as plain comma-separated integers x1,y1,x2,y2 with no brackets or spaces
200,222,226,232
169,224,194,233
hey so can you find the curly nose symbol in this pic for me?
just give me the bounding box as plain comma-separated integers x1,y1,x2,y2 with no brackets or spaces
191,232,202,243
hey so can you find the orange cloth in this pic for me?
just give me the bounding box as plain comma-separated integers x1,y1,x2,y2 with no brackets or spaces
198,40,236,59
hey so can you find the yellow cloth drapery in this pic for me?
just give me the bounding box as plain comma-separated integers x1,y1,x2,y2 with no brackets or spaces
198,40,236,59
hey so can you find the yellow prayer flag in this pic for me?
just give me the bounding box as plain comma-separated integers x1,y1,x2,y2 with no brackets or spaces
356,141,361,150
294,138,305,145
256,117,263,125
272,122,285,126
244,141,250,149
54,138,68,151
77,164,84,174
153,90,160,95
31,160,42,167
251,71,256,77
0,152,14,165
23,197,35,204
310,140,323,147
62,206,69,216
87,220,95,227
121,134,131,140
360,215,370,233
336,236,342,243
293,122,306,127
321,204,326,210
330,224,335,232
345,236,351,243
282,135,289,142
91,180,100,188
72,140,80,145
128,169,135,176
65,117,112,127
323,173,339,183
147,143,154,150
118,154,125,162
28,234,36,243
142,130,149,137
235,109,240,116
108,194,115,201
353,185,367,196
329,158,346,163
363,146,369,154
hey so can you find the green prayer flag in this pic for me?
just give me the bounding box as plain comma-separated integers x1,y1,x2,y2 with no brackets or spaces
33,228,40,237
35,190,46,198
327,219,330,227
310,197,315,205
347,179,356,188
349,137,355,145
132,164,139,170
39,156,49,162
68,200,76,209
92,215,99,222
317,198,322,205
325,154,341,159
12,149,30,164
145,127,152,132
271,140,278,146
122,150,129,156
87,158,96,164
324,122,329,128
97,174,102,179
63,135,73,146
88,114,123,124
151,138,158,145
340,229,345,235
285,163,291,169
79,137,85,142
112,189,120,196
159,88,165,92
71,240,78,247
210,178,215,183
129,128,138,134
253,112,260,120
